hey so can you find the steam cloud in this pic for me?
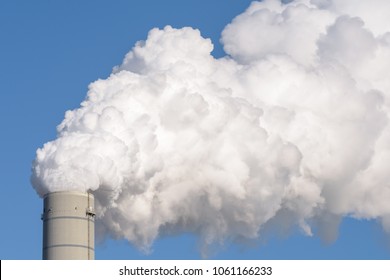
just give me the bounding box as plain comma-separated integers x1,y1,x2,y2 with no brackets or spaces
32,0,390,253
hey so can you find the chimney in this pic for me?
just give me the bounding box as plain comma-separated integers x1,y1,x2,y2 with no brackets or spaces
42,191,95,260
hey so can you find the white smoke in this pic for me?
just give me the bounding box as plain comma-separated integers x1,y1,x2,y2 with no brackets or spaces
32,0,390,254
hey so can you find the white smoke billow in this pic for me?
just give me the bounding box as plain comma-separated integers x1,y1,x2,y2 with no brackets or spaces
32,0,390,253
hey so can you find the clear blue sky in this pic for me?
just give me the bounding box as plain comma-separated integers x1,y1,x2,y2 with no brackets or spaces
0,0,389,260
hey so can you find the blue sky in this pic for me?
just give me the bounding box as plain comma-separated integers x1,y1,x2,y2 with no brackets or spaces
1,0,390,260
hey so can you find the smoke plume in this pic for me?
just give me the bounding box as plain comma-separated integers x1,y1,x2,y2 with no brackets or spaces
32,0,390,253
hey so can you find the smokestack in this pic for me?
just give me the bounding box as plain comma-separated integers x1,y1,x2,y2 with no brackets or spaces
42,191,95,260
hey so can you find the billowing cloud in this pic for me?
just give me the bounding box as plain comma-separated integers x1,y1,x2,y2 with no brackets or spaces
32,0,390,253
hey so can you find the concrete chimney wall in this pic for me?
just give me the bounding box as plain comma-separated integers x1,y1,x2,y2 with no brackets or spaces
42,191,95,260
